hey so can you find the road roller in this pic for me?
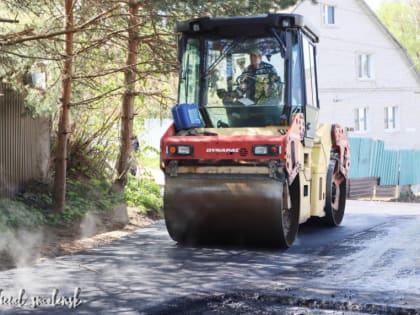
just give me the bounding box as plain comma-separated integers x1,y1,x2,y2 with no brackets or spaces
160,14,350,248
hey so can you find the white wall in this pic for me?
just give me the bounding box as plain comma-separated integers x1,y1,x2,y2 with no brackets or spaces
294,0,420,149
140,118,172,151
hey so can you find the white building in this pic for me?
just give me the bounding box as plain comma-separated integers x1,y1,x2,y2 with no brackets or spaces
293,0,420,149
141,118,172,151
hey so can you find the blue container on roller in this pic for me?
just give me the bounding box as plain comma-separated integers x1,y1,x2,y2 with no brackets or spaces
171,103,202,130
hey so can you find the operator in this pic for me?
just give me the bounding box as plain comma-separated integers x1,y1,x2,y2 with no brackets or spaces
237,48,280,104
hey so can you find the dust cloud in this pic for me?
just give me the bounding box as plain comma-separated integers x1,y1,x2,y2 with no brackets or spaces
0,227,43,269
79,211,102,239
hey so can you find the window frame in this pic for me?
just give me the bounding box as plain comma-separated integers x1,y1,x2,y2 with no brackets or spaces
354,107,368,133
384,105,398,131
302,36,319,108
357,53,373,80
178,37,201,105
322,4,336,26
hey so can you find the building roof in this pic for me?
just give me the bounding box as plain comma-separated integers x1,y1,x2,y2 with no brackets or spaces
355,0,420,85
292,0,420,86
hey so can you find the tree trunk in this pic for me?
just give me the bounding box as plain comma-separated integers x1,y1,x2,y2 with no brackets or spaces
53,0,74,212
113,0,140,192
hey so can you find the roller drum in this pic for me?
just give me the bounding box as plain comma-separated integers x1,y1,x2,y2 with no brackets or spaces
163,175,298,247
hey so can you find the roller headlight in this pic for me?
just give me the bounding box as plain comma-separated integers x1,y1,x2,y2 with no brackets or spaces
253,144,280,156
167,145,193,156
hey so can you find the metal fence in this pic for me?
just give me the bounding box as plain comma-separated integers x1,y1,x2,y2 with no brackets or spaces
0,83,50,197
349,137,420,185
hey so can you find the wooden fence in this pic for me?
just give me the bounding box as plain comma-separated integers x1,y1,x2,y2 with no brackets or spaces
347,177,401,200
0,83,50,197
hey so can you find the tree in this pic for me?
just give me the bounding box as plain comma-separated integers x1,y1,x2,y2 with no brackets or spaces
52,0,74,212
113,0,141,191
0,0,299,209
112,0,300,190
377,0,420,71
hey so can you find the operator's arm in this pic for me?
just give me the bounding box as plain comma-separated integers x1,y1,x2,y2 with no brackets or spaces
261,63,281,92
236,65,257,99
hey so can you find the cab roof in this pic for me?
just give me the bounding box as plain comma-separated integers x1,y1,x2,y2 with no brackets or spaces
175,13,319,43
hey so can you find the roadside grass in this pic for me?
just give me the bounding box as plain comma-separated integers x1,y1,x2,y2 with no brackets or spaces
128,151,163,214
125,173,163,214
0,198,46,231
396,191,420,203
0,174,162,231
139,154,160,169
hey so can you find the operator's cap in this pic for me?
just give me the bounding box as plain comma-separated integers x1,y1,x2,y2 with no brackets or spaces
249,47,263,56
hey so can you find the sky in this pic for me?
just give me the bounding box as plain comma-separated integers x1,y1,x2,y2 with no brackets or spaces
364,0,404,10
364,0,385,10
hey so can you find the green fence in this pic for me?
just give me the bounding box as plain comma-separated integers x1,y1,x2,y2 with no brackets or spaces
349,137,420,185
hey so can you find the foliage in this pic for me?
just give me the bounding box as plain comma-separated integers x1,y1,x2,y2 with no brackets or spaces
0,0,298,214
24,81,61,117
0,198,45,230
377,0,420,71
3,173,162,229
151,0,298,19
139,153,160,169
397,190,420,203
13,179,124,226
59,178,124,223
1,0,299,119
125,174,162,214
0,3,63,117
66,117,119,179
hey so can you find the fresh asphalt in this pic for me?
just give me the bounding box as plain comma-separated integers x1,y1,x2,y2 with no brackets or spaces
0,200,419,314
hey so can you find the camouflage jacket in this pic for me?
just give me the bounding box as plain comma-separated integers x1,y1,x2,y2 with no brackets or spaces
238,62,280,103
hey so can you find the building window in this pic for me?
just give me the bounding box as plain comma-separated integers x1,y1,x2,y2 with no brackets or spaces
322,5,335,25
355,107,368,132
358,53,372,79
384,106,398,130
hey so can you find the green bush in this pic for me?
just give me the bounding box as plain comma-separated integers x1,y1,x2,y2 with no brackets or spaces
0,199,45,230
125,174,162,214
398,190,419,203
12,179,123,226
60,178,123,224
2,173,162,230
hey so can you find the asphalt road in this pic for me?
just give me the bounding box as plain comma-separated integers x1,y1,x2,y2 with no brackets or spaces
0,200,419,314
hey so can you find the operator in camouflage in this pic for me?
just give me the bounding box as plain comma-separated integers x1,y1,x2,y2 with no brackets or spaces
237,48,281,104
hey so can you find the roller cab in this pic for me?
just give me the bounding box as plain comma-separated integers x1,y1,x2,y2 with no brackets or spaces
160,14,350,248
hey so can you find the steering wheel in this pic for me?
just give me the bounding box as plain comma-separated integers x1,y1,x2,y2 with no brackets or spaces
217,120,229,128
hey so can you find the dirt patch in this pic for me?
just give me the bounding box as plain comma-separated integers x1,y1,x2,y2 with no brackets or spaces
0,207,160,271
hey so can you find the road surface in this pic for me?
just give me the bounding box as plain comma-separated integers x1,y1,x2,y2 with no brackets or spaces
0,200,419,314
